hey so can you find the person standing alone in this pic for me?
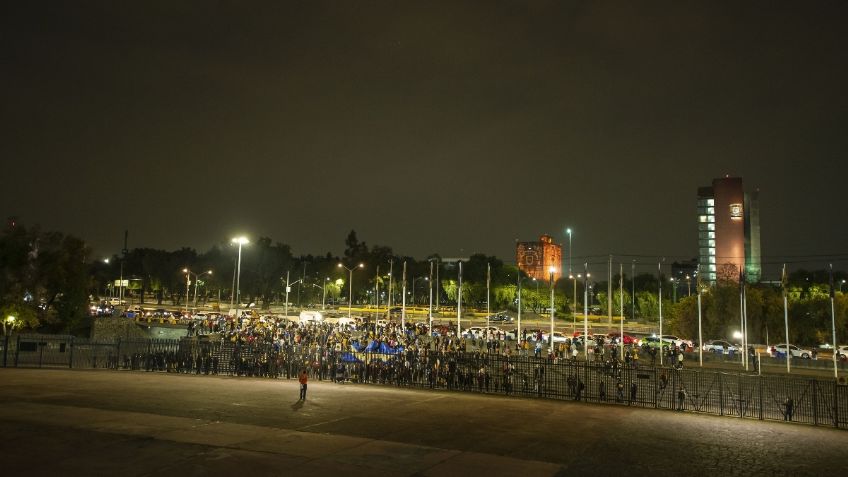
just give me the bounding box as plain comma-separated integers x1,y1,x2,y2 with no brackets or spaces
299,369,308,401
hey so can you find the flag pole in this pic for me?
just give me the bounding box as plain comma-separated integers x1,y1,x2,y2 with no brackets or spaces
830,264,838,379
783,264,791,373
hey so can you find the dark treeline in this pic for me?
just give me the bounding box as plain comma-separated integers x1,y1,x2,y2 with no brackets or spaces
1,220,846,345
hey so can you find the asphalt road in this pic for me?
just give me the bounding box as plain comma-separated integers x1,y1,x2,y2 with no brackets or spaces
1,368,846,476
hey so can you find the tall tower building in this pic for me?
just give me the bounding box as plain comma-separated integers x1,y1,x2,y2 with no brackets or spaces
697,177,761,284
516,234,563,281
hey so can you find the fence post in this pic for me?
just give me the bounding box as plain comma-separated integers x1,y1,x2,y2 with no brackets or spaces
719,374,724,416
116,338,122,369
2,333,8,367
738,373,743,418
14,335,20,367
758,376,763,420
653,367,658,409
69,336,74,369
812,379,818,426
834,381,839,428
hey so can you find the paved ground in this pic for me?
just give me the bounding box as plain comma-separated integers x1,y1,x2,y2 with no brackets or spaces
1,369,846,476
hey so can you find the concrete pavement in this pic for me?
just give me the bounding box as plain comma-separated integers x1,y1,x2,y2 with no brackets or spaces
0,368,845,476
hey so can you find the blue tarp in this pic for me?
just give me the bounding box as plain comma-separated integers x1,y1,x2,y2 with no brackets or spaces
362,340,403,354
340,352,362,363
350,340,366,352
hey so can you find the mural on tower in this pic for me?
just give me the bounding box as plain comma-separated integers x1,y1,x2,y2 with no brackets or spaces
516,234,563,281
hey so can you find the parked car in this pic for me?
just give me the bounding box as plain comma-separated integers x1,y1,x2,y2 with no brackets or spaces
770,343,812,359
661,335,694,351
489,313,513,323
640,335,675,350
607,333,637,345
702,340,739,354
573,335,597,348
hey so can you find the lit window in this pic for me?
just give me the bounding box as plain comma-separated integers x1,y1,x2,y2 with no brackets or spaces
707,199,714,206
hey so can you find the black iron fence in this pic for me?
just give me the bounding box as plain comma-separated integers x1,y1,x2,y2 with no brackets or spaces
2,333,846,429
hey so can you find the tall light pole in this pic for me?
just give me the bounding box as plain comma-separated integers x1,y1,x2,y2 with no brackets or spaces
375,265,381,314
533,277,539,312
183,268,212,310
486,262,491,340
283,271,304,320
619,263,624,359
830,264,838,379
413,276,428,306
429,260,434,335
387,259,394,316
231,236,249,322
338,262,364,319
517,272,523,340
631,260,636,322
549,267,556,350
401,261,407,329
571,273,578,335
457,260,463,338
658,260,664,366
567,228,574,333
583,263,590,360
311,278,328,310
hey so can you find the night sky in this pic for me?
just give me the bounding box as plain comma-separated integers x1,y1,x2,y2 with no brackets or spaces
2,1,847,275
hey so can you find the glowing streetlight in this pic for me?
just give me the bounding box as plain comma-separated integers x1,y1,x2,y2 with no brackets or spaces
549,266,556,350
3,315,16,335
338,262,365,319
183,268,213,311
231,236,249,321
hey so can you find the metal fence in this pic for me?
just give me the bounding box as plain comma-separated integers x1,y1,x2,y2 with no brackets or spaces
2,333,845,429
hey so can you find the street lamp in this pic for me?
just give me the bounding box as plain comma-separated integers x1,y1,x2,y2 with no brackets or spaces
670,277,677,303
841,279,846,293
413,276,429,306
532,277,540,312
311,278,329,310
549,266,556,349
3,315,15,335
583,263,591,360
283,271,304,320
183,268,213,312
231,236,249,322
338,262,364,319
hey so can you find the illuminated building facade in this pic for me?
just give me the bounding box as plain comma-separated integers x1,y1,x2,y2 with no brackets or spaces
516,234,563,281
697,176,761,284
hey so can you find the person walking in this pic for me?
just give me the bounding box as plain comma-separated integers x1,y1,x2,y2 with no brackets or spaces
298,368,309,400
676,350,684,370
629,382,638,405
676,387,686,411
783,397,794,421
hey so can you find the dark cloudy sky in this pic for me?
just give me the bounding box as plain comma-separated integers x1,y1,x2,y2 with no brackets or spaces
2,1,847,275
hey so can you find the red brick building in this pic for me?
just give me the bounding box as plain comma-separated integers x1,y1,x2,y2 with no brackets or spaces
516,234,563,281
